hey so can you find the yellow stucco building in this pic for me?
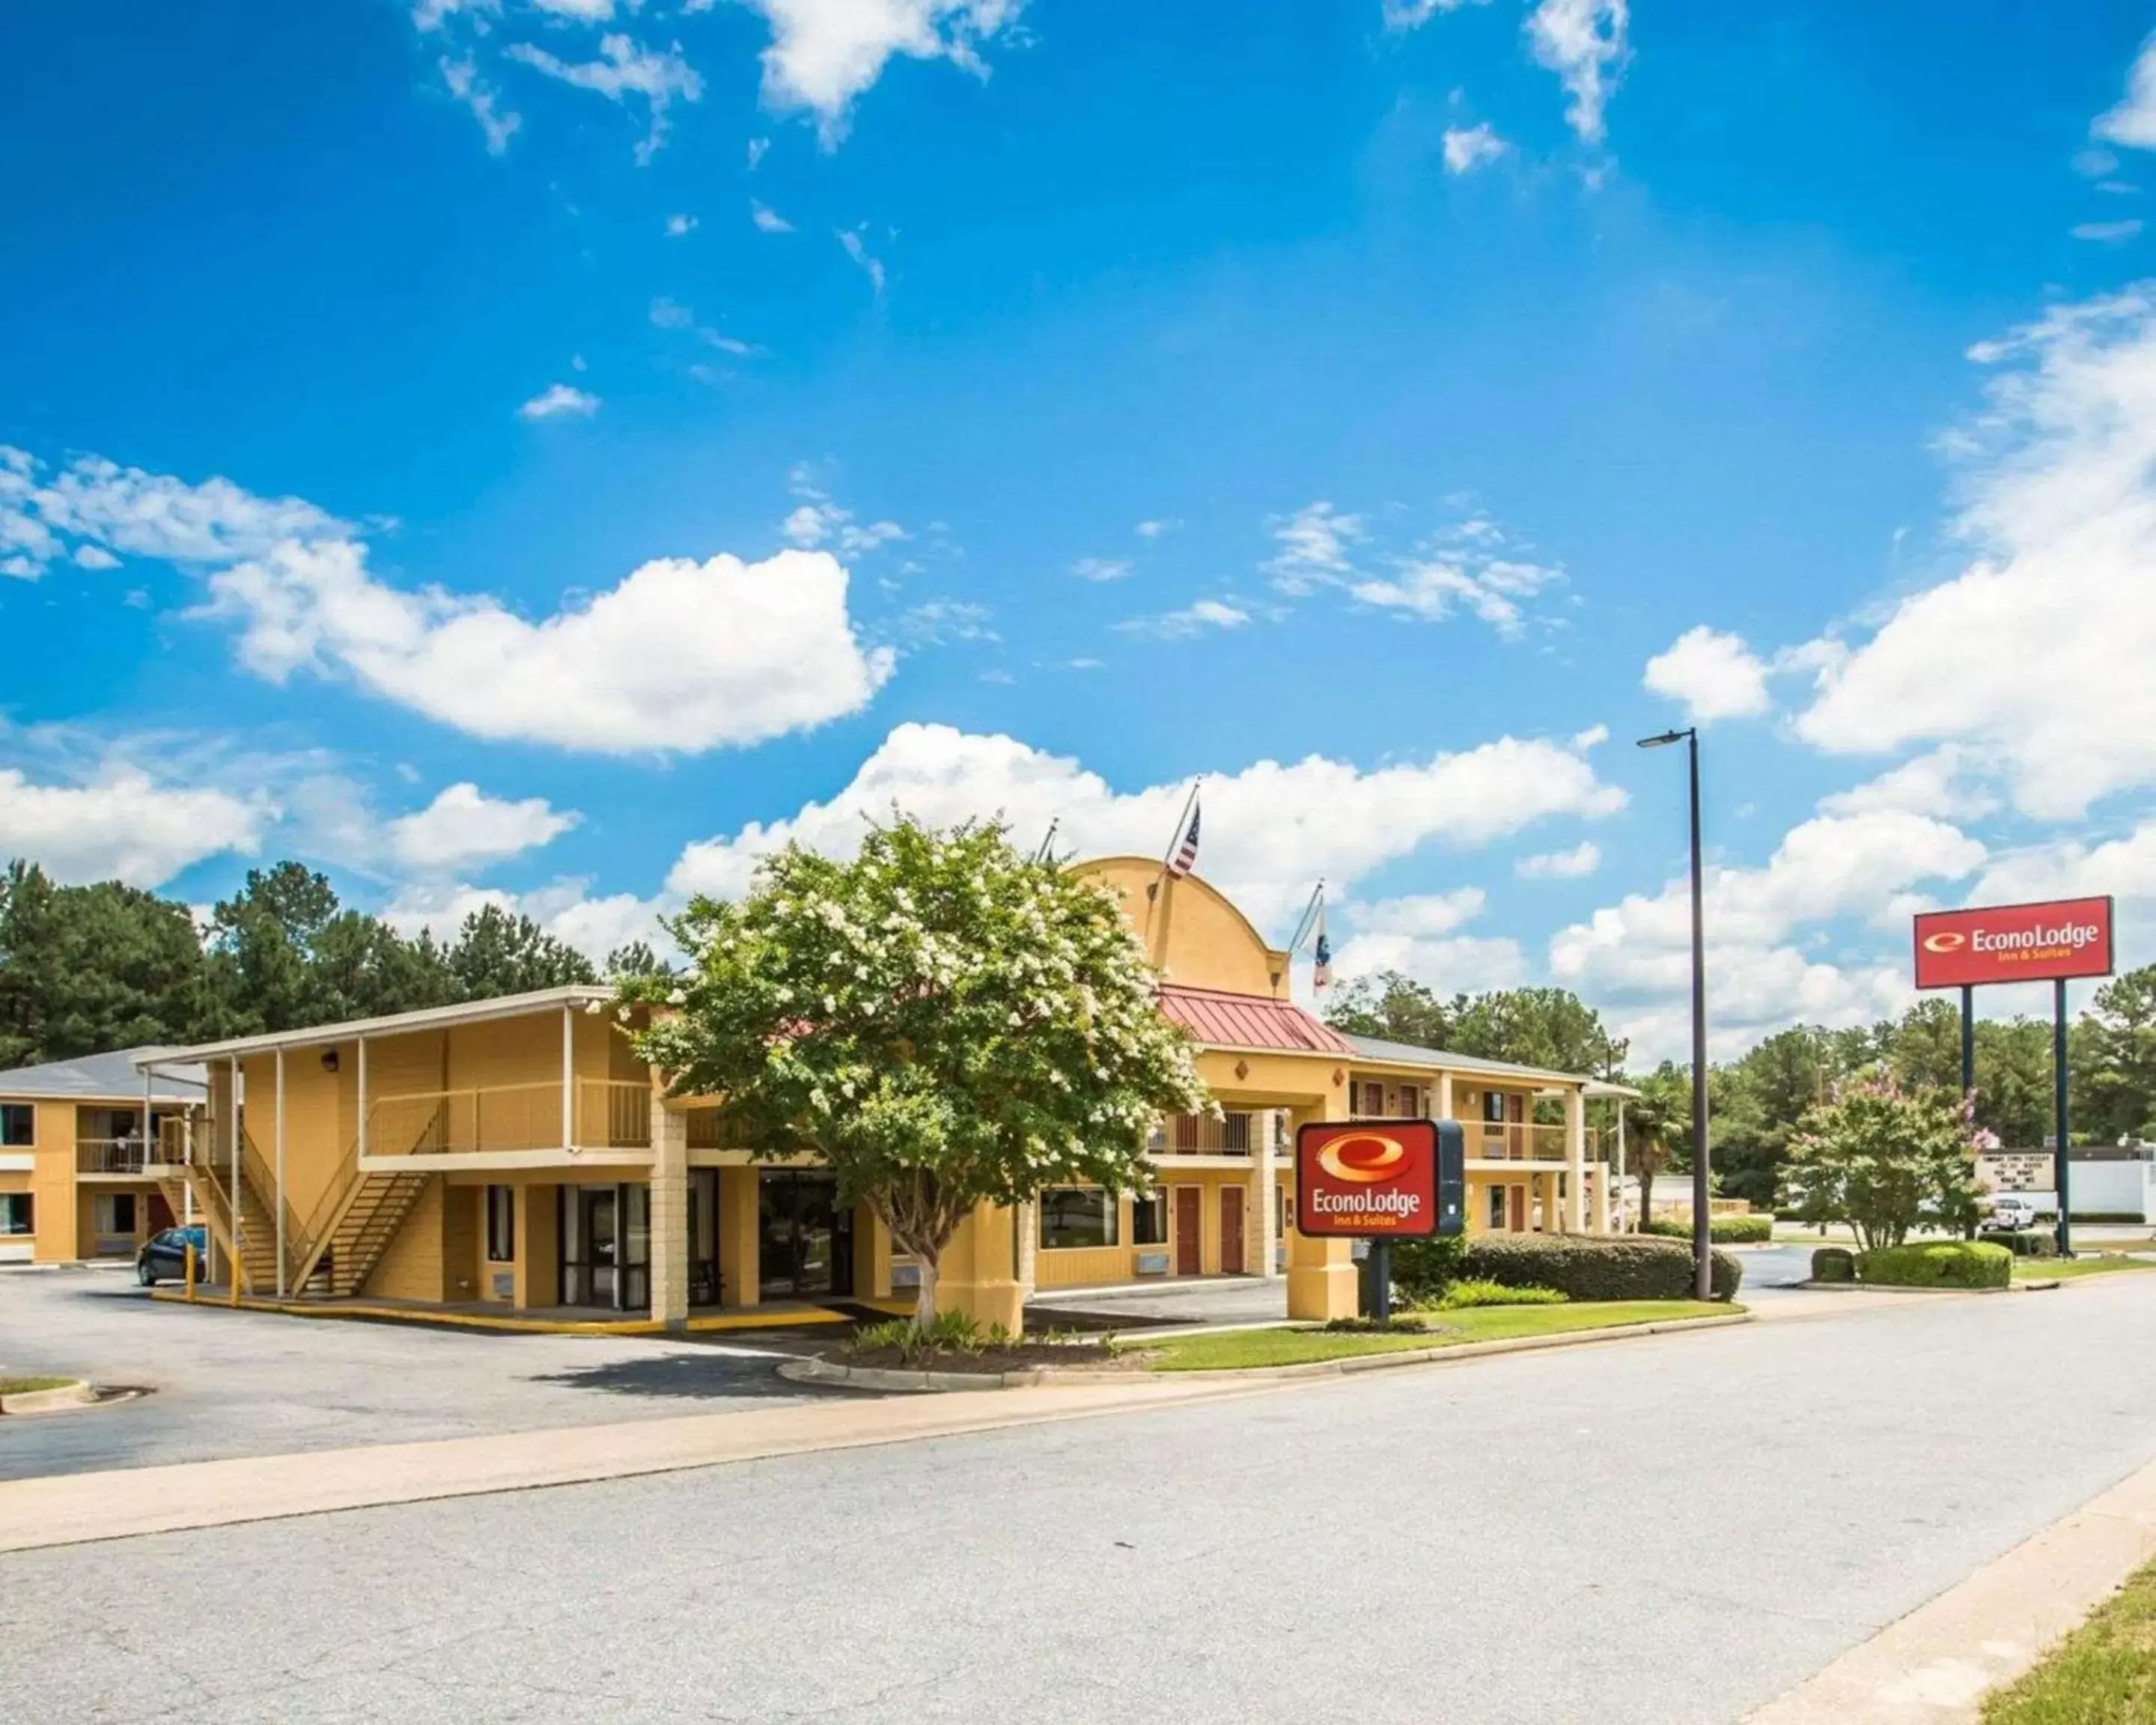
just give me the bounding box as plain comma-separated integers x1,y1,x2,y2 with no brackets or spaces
0,1049,204,1267
135,860,1616,1328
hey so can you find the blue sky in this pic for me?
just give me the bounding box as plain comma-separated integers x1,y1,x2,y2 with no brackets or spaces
4,0,2156,1061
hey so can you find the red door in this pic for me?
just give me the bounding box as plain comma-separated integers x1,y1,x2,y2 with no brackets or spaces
148,1191,175,1231
1174,1187,1202,1276
1219,1187,1245,1275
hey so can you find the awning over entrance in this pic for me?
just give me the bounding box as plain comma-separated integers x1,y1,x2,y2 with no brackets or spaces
1155,985,1350,1055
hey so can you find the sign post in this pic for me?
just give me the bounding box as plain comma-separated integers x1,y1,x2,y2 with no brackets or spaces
1296,1119,1464,1321
1913,896,2116,1259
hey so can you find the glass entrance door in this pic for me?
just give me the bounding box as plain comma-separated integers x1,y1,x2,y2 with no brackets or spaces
758,1171,853,1300
561,1184,650,1309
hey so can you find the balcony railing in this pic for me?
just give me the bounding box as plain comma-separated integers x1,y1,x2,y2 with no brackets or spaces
1471,1122,1573,1162
77,1138,150,1175
1148,1111,1281,1157
365,1079,654,1157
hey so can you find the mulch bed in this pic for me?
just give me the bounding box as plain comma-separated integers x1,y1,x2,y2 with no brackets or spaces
827,1339,1142,1374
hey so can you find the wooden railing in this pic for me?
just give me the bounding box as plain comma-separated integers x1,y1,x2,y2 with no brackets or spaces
576,1080,651,1149
76,1138,150,1175
1148,1111,1277,1157
1470,1122,1574,1163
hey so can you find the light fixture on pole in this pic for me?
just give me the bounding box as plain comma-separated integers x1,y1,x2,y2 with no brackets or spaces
1637,725,1711,1300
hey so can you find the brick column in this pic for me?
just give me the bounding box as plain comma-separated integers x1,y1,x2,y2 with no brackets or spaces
648,1101,689,1328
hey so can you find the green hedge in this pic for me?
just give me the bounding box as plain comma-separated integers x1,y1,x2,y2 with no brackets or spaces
1994,1229,2059,1259
1392,1232,1742,1303
1812,1247,1855,1283
1858,1241,2012,1289
1642,1214,1773,1244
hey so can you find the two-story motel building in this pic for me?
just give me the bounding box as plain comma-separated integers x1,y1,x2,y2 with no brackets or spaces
135,858,1617,1327
0,1049,206,1266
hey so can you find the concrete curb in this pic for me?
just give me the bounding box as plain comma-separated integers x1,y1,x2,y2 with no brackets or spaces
1796,1281,2006,1295
785,1311,1753,1393
0,1379,95,1416
1745,1449,2156,1724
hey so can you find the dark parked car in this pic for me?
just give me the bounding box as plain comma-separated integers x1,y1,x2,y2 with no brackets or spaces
135,1225,208,1287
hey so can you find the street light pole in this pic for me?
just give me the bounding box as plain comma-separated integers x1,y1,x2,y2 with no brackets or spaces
1639,725,1712,1300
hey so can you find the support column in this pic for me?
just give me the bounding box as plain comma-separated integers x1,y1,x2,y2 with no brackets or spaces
719,1166,759,1307
517,1184,559,1309
648,1102,689,1327
1252,1107,1279,1281
1436,1071,1455,1125
1014,1198,1038,1303
273,1047,287,1297
1286,1097,1356,1321
1591,1162,1611,1235
560,1005,575,1150
1564,1086,1587,1233
937,1200,1025,1331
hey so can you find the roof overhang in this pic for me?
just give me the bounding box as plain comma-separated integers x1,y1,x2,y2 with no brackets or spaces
137,985,621,1070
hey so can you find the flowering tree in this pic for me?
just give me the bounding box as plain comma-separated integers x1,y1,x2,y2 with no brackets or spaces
624,818,1209,1331
1782,1074,1981,1250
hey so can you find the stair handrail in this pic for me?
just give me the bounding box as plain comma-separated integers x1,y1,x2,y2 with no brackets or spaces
288,1103,447,1293
237,1127,311,1291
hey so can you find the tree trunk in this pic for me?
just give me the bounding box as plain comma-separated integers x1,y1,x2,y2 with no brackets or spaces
1638,1166,1654,1233
913,1250,939,1331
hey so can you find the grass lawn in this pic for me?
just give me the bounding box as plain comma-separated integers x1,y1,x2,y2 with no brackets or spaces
1133,1301,1733,1372
2018,1254,2156,1282
1982,1556,2156,1724
0,1376,76,1394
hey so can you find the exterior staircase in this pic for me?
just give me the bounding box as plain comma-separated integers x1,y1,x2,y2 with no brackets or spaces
300,1167,432,1297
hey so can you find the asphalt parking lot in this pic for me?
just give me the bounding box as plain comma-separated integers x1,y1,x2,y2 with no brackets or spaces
0,1267,840,1480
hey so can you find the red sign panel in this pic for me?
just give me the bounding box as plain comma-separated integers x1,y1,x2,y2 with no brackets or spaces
1913,897,2116,991
1295,1119,1440,1238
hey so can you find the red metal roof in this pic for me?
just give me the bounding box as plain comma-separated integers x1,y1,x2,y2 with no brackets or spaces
1157,985,1351,1055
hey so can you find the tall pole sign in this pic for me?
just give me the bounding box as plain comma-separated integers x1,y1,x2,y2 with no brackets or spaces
1913,896,2116,1258
1296,1119,1464,1323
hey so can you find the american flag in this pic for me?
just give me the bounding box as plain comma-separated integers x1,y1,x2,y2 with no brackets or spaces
1166,800,1201,877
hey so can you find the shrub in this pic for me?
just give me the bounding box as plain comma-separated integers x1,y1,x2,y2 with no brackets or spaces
1434,1279,1568,1309
1811,1247,1855,1283
1995,1229,2059,1259
851,1309,987,1361
1447,1233,1741,1302
1857,1241,2012,1289
1643,1214,1773,1244
1390,1232,1468,1300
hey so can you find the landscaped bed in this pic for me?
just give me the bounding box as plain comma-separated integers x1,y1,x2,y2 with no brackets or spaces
830,1335,1127,1375
1131,1301,1734,1372
1982,1554,2156,1724
0,1378,77,1396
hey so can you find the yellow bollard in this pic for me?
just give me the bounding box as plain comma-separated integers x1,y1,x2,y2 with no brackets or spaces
183,1240,196,1302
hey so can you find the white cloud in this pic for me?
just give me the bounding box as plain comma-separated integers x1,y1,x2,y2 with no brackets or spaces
0,445,349,579
385,782,579,872
382,877,666,963
1070,556,1133,582
1115,598,1250,640
1517,841,1601,879
1550,805,1986,1058
518,383,600,419
505,33,702,162
2072,219,2144,243
530,0,613,17
439,55,522,156
1333,931,1528,994
1443,122,1508,174
665,212,697,237
1348,553,1558,636
1352,888,1488,937
778,472,904,554
72,545,122,571
1264,501,1365,593
889,599,996,648
651,296,758,358
667,721,1626,932
738,0,1024,143
836,225,886,293
1794,287,2156,819
1525,0,1630,145
1642,624,1772,723
1815,747,1998,823
2094,34,2156,151
1133,518,1181,539
0,767,264,887
751,198,794,234
747,136,770,168
1382,0,1489,27
204,540,896,755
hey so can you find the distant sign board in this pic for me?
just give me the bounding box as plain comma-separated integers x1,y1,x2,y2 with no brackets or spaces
1913,896,2116,991
1295,1119,1464,1240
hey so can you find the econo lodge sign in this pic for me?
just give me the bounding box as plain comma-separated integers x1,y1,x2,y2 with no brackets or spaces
1295,1119,1453,1239
1913,896,2116,991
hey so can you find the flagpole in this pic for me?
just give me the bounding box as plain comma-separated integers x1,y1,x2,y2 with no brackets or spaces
1286,880,1325,955
1146,779,1201,904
